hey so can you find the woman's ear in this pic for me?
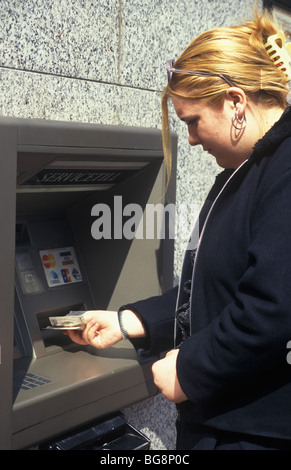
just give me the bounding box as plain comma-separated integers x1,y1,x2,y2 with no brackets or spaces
225,87,247,118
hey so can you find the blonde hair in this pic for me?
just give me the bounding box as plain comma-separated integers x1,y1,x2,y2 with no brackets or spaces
162,7,290,179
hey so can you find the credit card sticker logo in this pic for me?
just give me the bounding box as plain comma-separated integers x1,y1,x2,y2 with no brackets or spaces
61,268,71,283
49,270,60,285
42,253,56,269
40,247,82,288
72,268,82,281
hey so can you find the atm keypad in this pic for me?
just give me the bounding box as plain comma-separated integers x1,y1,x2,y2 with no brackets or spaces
14,372,52,391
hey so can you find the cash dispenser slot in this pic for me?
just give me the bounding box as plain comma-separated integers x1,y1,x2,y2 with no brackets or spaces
0,117,176,449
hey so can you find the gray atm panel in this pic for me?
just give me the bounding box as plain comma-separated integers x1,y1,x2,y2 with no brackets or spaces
13,344,156,450
0,117,176,449
14,216,94,359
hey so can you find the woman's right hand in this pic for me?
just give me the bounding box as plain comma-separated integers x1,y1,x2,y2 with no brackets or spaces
65,310,123,349
65,309,146,349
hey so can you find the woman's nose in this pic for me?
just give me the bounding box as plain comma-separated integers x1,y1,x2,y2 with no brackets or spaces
188,129,201,146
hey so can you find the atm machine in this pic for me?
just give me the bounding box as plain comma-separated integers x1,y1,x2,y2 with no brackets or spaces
0,117,176,449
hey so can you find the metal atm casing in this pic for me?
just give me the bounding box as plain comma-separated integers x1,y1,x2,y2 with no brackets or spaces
0,117,176,449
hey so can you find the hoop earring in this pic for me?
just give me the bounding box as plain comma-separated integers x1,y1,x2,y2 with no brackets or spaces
231,111,246,130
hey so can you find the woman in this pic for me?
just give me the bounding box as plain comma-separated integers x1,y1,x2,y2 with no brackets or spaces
67,8,291,449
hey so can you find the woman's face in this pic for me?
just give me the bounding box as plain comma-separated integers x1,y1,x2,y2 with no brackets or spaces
171,94,253,169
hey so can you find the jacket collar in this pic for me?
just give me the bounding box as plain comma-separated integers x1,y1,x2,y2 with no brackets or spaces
251,106,291,161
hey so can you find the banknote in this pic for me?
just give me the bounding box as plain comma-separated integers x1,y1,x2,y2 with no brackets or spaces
48,311,87,329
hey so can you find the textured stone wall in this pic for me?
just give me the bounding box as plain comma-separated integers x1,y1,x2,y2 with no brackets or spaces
0,0,257,449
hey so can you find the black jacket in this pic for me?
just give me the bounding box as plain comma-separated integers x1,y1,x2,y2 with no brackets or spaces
124,107,291,440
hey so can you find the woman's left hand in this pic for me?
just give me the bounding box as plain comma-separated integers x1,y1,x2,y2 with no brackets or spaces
151,349,188,403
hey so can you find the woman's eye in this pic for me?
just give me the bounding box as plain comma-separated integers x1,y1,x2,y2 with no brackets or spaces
187,119,197,126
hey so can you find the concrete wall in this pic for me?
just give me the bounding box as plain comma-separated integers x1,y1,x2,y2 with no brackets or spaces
0,0,256,449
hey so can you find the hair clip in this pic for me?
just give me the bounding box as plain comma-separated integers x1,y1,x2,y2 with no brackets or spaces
264,31,291,81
